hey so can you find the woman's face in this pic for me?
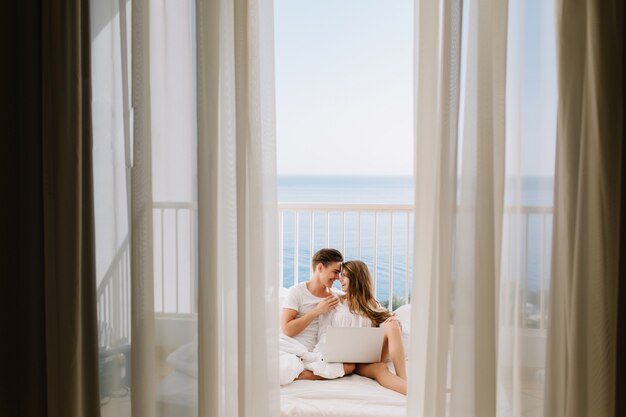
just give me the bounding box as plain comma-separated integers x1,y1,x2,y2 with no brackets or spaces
339,272,350,292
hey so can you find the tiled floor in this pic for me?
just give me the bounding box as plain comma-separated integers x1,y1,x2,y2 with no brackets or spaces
101,392,131,417
100,356,172,417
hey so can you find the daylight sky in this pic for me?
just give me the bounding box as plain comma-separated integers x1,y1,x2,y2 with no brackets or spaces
274,0,414,176
274,0,557,177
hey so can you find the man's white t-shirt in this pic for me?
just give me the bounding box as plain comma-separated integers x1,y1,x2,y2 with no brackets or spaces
282,282,339,351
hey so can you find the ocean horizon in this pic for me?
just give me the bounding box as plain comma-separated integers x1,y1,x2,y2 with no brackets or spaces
278,174,554,206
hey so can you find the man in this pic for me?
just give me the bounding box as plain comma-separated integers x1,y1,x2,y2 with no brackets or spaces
281,248,355,380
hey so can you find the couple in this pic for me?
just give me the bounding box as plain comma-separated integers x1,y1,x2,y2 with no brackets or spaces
281,248,407,395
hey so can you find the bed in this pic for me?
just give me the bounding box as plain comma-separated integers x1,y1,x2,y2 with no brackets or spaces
156,303,411,417
157,366,407,417
280,372,406,417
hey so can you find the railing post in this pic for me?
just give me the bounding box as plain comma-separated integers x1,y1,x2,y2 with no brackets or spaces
373,212,378,296
540,213,547,329
279,210,284,288
175,208,179,314
310,211,314,259
341,212,345,255
389,213,394,310
357,211,361,258
326,211,330,247
160,208,165,312
294,211,299,285
405,212,409,305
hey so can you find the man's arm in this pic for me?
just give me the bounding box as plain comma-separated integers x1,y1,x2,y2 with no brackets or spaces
281,295,339,337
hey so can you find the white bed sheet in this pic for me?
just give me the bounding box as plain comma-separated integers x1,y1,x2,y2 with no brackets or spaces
157,371,406,417
158,301,411,417
281,374,406,417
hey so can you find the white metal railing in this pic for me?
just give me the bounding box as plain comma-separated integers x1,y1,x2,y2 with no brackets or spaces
153,202,198,316
96,202,553,330
97,236,131,347
278,203,413,311
502,206,553,330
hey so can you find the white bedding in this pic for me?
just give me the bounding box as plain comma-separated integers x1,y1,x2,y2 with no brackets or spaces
280,374,406,417
157,369,406,417
156,301,412,417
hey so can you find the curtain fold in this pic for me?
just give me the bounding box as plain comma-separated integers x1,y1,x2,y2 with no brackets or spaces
409,0,460,415
410,1,511,416
130,0,156,415
41,0,101,415
545,1,623,416
451,2,507,416
5,1,47,416
196,0,280,416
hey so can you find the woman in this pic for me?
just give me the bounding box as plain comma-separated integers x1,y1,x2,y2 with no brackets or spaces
316,260,407,395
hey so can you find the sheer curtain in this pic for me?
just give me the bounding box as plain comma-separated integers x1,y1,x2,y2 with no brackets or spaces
91,0,144,412
409,1,557,417
92,0,278,415
195,0,280,416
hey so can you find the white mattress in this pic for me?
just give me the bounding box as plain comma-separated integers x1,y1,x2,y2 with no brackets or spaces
280,374,406,417
157,371,406,417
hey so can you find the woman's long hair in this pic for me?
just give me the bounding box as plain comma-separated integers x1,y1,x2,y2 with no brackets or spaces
342,260,392,326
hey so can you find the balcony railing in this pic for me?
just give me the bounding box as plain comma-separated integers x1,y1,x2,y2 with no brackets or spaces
278,203,414,310
97,236,131,347
96,202,553,338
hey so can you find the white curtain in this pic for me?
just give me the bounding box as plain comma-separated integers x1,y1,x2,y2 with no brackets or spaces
410,1,557,416
91,0,131,289
93,0,279,415
196,0,280,416
138,0,280,415
90,0,137,412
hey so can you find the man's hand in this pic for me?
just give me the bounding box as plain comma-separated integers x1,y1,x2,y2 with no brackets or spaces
314,295,339,315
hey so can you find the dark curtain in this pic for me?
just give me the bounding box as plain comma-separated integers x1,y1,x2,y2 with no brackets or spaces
546,1,623,417
1,0,100,416
617,2,626,413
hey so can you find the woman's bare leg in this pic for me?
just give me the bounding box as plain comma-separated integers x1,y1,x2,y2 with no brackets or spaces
295,370,324,380
343,362,356,375
356,362,406,395
382,320,407,379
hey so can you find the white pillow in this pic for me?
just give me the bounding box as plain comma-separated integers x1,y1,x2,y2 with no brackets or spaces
166,342,198,378
393,304,411,330
393,304,411,359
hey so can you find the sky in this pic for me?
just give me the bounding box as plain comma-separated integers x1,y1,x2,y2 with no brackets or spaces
274,0,414,176
274,0,557,177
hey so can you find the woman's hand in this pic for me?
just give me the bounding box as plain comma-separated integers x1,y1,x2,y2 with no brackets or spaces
314,295,339,315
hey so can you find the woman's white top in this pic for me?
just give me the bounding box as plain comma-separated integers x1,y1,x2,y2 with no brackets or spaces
315,299,373,352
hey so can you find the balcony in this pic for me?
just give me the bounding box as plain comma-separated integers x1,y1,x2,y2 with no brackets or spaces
97,202,553,349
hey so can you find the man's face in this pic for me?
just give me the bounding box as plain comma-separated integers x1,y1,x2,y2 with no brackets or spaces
320,261,342,288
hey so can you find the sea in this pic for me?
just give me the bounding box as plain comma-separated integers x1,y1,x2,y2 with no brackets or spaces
277,175,554,307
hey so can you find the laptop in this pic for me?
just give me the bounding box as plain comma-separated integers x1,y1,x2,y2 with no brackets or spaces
322,326,385,363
